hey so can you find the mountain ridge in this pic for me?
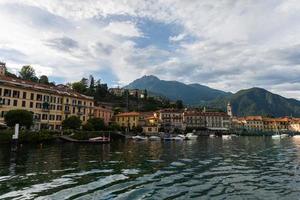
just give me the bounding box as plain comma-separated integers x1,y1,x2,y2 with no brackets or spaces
124,75,230,105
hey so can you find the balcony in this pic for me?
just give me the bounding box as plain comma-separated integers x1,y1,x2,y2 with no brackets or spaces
42,108,50,112
77,111,83,115
64,110,71,114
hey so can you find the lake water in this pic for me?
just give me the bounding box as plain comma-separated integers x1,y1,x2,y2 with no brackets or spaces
1,137,300,199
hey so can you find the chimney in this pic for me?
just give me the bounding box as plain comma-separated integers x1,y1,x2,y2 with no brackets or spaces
0,62,6,76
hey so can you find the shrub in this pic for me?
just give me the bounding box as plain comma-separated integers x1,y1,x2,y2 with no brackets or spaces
62,116,82,130
4,110,33,129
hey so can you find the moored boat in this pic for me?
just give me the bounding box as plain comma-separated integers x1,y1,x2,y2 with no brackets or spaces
149,136,161,141
186,133,198,140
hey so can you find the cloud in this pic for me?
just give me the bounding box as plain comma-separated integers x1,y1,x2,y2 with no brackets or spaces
103,21,143,37
169,33,186,42
46,37,79,51
1,0,300,99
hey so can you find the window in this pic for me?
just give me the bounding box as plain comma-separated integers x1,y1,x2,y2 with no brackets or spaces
13,100,18,106
42,114,48,120
56,115,62,121
0,88,2,96
30,102,33,108
36,103,42,109
4,89,11,97
49,115,55,121
22,101,26,107
37,94,42,101
30,93,34,100
22,92,27,99
12,90,20,98
43,95,49,102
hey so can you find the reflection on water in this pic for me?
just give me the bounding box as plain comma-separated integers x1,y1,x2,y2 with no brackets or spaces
1,137,300,199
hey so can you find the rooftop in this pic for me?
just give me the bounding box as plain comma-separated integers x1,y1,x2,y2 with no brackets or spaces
0,75,94,100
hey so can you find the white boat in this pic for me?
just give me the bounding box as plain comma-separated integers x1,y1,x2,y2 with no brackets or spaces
149,136,161,140
178,134,186,139
132,136,148,140
292,135,300,139
272,134,281,139
222,135,231,139
172,136,184,141
186,133,198,140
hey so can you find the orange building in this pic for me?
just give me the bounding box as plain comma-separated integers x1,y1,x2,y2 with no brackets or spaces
94,104,113,125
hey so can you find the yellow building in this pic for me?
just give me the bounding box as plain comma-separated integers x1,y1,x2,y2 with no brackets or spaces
114,112,140,130
0,64,94,130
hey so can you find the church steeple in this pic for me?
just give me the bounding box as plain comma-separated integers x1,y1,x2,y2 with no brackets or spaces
227,102,233,117
0,62,6,76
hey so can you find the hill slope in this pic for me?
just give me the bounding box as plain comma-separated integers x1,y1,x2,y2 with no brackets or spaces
209,87,300,117
125,75,230,105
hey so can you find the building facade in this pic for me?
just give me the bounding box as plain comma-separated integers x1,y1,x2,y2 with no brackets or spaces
183,111,231,130
94,104,113,125
158,109,184,132
0,64,94,130
114,112,140,131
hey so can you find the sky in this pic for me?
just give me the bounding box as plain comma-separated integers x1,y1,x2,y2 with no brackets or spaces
1,0,300,99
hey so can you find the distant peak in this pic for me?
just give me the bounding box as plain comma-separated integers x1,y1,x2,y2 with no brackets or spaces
140,75,160,81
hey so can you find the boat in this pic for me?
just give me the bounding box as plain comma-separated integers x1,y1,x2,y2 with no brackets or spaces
178,134,186,139
186,133,198,140
292,135,300,139
89,136,110,142
149,136,161,141
272,134,281,139
59,135,110,144
222,135,231,139
172,136,184,141
132,135,148,140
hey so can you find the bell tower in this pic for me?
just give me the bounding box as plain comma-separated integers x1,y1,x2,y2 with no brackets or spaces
227,102,233,117
0,62,6,76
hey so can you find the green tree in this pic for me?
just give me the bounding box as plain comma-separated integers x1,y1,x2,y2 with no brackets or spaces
83,118,106,131
19,65,38,82
62,116,82,130
4,110,33,129
144,89,148,99
39,75,49,84
72,81,87,94
176,100,184,109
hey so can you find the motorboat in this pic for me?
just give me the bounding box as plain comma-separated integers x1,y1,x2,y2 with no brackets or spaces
178,134,186,139
272,134,281,139
222,135,232,139
186,133,198,140
132,135,148,140
149,136,161,141
172,136,184,141
89,136,110,142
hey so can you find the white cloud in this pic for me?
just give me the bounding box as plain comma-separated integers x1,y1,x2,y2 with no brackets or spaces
103,21,142,37
169,33,185,42
1,0,300,99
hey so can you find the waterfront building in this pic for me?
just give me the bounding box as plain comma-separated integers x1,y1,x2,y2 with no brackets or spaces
184,110,231,131
0,63,94,130
183,111,206,129
114,112,140,131
141,113,159,135
158,109,184,132
93,103,113,125
289,119,300,132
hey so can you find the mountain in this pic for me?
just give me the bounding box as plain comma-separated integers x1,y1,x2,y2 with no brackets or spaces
124,75,230,105
209,87,300,117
